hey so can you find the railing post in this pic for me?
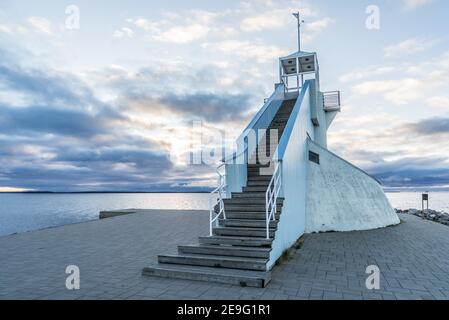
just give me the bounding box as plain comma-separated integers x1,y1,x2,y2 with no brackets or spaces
209,196,213,236
266,186,270,240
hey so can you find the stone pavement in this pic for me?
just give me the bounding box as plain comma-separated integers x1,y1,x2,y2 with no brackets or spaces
0,210,448,300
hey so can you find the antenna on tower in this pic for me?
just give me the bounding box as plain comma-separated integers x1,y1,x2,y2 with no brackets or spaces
292,12,304,52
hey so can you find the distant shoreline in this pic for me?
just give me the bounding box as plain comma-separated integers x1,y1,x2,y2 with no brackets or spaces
1,190,449,194
0,191,212,194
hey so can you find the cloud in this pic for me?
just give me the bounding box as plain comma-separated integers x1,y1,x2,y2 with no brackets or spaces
27,17,53,35
240,7,314,32
339,66,396,83
329,114,449,188
426,96,449,109
402,0,434,10
201,40,285,63
0,187,31,192
113,27,134,38
384,38,437,58
405,117,449,135
302,17,334,43
353,78,425,105
158,92,252,123
350,51,449,105
0,24,12,34
153,23,209,44
0,47,230,191
0,105,113,137
128,10,215,44
368,157,449,188
55,147,173,171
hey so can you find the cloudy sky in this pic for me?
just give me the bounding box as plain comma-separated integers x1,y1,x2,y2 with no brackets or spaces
0,0,448,192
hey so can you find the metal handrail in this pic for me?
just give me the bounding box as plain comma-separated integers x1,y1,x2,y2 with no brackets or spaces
209,163,227,236
265,161,282,239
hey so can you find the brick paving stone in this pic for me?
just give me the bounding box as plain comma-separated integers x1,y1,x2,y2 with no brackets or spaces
0,212,448,300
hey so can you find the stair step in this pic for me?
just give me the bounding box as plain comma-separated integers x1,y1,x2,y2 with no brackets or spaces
247,167,274,172
178,244,271,259
226,212,280,220
213,227,276,238
199,236,272,247
142,264,271,288
224,198,283,205
225,204,282,212
246,181,271,187
232,192,277,198
247,176,274,181
158,254,268,271
247,174,274,179
221,219,278,229
243,187,276,192
248,164,272,169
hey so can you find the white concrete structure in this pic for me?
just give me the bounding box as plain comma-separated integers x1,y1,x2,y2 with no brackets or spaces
223,47,400,269
306,140,400,233
144,19,400,287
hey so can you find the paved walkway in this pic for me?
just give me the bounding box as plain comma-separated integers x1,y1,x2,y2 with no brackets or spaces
0,210,448,300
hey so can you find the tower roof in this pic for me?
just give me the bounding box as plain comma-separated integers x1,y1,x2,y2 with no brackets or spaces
279,51,317,76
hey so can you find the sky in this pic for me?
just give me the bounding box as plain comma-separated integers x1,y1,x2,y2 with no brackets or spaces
0,0,449,192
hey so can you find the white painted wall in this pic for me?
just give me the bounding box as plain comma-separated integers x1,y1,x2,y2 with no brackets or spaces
268,81,315,270
306,140,400,233
226,84,285,197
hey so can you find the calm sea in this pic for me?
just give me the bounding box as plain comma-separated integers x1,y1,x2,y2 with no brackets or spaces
0,192,448,237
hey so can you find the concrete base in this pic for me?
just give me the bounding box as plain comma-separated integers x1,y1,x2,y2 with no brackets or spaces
306,140,400,233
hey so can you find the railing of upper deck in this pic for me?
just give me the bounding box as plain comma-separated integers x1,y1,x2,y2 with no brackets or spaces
323,91,341,111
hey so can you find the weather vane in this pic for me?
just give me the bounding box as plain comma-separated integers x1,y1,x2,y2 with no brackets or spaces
292,12,305,52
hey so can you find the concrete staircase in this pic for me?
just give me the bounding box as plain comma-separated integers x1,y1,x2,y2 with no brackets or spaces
143,99,296,288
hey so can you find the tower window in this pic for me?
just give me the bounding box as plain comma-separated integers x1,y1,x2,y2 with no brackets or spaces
309,151,320,164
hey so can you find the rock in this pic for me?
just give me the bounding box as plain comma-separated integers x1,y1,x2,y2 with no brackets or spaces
398,208,449,227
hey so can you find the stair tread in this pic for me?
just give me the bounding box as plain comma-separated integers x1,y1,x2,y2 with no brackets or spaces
159,253,268,263
143,264,270,280
199,236,272,242
180,244,271,252
214,226,275,231
221,218,277,222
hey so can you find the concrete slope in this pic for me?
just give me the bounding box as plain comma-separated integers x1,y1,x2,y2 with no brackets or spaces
306,139,400,233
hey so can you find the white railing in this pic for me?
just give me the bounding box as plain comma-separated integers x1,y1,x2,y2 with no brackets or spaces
209,163,227,236
265,161,282,239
